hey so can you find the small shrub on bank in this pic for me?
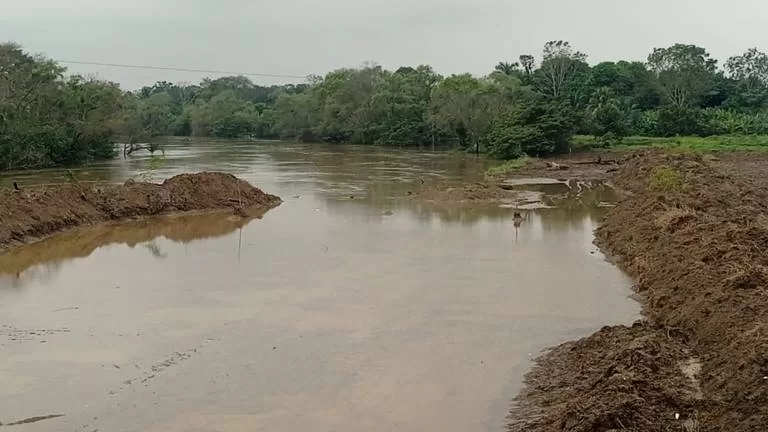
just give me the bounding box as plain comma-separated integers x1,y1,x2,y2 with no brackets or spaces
485,156,536,178
649,165,685,192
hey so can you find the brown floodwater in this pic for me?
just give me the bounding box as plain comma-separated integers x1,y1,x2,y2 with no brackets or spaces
0,139,639,432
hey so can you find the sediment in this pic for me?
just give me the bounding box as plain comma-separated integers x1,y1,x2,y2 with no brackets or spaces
509,151,768,431
0,172,281,252
414,182,520,204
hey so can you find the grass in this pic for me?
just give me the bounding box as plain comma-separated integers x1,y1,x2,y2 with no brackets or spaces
573,135,768,153
485,156,536,178
649,165,686,192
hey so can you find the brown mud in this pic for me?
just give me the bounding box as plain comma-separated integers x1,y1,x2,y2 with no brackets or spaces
0,172,281,253
509,151,768,431
501,153,632,182
414,182,521,204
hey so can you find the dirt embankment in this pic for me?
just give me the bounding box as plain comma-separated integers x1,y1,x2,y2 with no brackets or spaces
509,151,768,431
0,172,281,252
501,153,632,182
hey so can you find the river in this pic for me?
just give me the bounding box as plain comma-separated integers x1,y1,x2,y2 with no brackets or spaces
0,139,639,432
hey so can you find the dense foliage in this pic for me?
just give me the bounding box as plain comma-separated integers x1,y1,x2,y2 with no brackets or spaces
0,43,124,170
4,40,768,170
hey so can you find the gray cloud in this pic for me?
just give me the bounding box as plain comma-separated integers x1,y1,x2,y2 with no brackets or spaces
2,0,765,89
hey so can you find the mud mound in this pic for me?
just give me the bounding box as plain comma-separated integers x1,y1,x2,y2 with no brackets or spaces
0,172,281,252
511,152,768,431
415,182,519,204
509,323,706,432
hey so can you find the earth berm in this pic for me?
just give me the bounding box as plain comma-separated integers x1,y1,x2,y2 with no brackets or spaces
509,150,768,431
0,172,281,252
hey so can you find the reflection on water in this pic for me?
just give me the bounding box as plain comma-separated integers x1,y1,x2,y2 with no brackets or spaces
0,211,269,290
0,140,638,432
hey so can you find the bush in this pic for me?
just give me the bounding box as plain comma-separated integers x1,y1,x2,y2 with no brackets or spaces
656,107,707,137
483,98,574,159
649,165,685,192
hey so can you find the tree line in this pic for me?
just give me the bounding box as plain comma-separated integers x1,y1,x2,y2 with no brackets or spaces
2,41,768,170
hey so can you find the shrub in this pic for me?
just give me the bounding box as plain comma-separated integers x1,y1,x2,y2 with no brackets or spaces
483,98,575,159
649,165,685,192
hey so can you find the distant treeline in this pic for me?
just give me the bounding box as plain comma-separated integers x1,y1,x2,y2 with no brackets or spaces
2,41,768,170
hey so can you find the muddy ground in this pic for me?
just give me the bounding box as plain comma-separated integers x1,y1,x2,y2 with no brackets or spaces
413,153,629,206
502,153,631,182
0,172,281,252
414,182,521,204
508,150,768,431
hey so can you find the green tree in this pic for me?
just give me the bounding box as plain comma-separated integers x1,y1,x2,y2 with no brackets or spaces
430,74,504,153
483,95,575,159
536,41,588,98
587,87,626,139
725,48,768,111
312,65,388,143
272,92,317,140
369,65,441,146
0,43,124,169
494,62,520,76
647,43,718,107
189,90,259,138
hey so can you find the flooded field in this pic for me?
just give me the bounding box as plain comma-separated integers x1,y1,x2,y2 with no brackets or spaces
0,140,639,432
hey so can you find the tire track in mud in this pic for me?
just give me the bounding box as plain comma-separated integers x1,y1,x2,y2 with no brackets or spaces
0,324,70,345
110,338,220,394
72,337,221,432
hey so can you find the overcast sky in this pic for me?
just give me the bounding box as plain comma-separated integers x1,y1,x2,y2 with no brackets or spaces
2,0,765,89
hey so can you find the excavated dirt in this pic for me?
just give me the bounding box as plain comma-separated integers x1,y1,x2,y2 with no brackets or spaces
0,172,281,252
509,151,768,432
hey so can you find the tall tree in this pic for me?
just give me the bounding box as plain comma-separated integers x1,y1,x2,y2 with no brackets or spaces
536,41,588,98
647,43,718,107
726,48,768,88
430,74,504,153
725,48,768,110
519,55,535,76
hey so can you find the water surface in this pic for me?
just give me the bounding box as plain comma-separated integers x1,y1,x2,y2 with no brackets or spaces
0,140,639,432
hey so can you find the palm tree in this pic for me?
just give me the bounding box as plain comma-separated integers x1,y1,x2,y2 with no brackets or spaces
494,62,520,76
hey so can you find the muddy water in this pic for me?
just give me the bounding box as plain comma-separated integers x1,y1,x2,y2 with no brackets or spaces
0,140,639,432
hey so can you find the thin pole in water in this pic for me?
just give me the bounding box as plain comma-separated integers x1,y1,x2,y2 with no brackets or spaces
237,227,243,262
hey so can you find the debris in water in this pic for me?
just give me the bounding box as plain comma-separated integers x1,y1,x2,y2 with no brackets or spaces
382,210,393,216
1,414,65,426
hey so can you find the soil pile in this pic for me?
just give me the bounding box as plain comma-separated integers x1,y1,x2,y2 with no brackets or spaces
0,172,281,252
509,151,768,431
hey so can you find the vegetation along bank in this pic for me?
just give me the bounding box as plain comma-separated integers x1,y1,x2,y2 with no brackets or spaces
3,41,768,170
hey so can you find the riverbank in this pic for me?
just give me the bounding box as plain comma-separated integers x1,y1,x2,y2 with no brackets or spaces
0,172,281,252
508,151,768,431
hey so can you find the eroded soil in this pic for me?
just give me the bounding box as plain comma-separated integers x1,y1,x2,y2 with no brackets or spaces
509,151,768,431
0,172,281,252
